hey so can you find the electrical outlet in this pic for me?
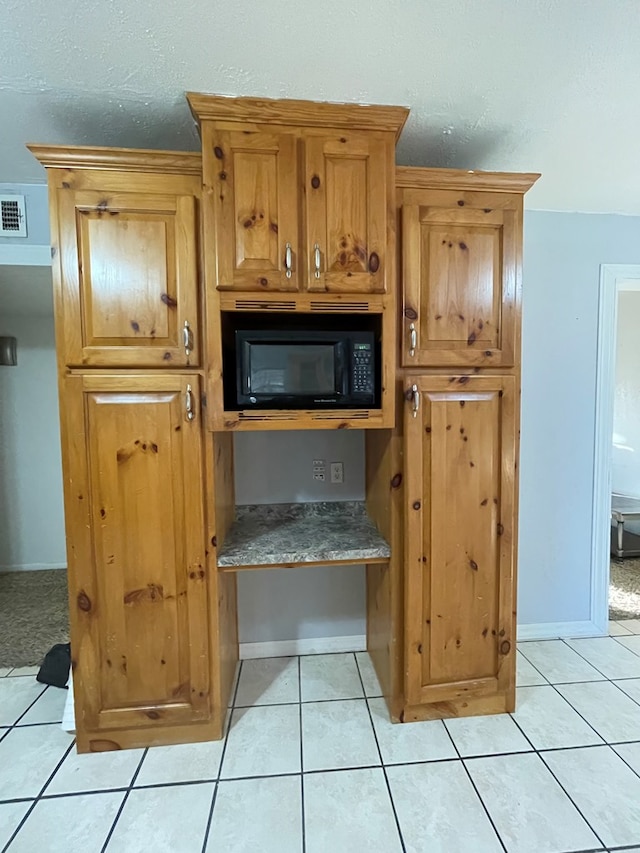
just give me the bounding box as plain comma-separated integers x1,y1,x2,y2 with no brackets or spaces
313,471,326,481
330,462,344,484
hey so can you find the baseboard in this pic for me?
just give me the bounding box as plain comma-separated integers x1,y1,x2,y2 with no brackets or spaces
0,563,67,573
239,634,367,660
517,620,606,641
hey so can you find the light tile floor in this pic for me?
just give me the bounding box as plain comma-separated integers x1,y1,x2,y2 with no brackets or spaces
1,620,640,852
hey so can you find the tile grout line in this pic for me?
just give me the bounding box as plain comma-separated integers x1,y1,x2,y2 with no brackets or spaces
516,647,552,685
354,653,406,853
466,712,610,852
441,719,509,853
558,637,632,681
536,748,609,851
611,635,640,658
99,746,149,853
200,658,243,853
1,735,76,853
298,656,306,853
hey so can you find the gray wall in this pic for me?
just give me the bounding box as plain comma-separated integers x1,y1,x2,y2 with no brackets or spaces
234,431,366,644
4,199,640,635
0,314,66,570
519,210,640,628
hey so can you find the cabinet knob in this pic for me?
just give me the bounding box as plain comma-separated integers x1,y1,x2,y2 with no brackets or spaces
409,323,417,357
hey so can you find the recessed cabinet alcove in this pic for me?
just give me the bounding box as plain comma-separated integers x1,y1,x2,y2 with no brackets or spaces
29,95,538,752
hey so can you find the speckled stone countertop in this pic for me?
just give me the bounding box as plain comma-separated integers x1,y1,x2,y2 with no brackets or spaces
217,501,391,568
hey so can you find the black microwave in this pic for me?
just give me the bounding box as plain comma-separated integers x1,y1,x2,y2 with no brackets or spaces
235,329,376,409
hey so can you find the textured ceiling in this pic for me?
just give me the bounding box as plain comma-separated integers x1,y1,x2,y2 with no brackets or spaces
3,0,640,213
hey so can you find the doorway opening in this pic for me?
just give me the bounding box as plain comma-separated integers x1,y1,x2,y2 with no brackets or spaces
593,265,640,632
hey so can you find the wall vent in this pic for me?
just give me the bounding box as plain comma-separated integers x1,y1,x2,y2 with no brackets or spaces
234,300,297,311
310,301,369,312
0,195,27,237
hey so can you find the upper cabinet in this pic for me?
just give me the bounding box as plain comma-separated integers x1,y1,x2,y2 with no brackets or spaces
202,128,300,292
188,94,408,296
29,146,202,368
398,168,540,368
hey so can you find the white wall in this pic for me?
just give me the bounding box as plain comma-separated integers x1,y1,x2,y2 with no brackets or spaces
234,430,366,646
612,290,640,500
0,313,66,570
519,210,640,632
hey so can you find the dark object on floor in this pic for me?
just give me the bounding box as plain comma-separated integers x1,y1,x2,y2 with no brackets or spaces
0,569,70,668
37,642,70,688
610,557,640,621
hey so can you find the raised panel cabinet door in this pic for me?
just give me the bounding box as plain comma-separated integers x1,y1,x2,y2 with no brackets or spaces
403,375,517,708
57,187,199,367
304,132,388,293
63,375,210,747
401,190,521,367
202,127,300,291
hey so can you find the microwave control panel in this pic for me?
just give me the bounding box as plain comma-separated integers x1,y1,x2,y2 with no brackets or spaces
351,342,374,395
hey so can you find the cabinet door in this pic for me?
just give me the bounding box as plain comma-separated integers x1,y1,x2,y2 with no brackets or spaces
63,375,210,749
205,128,300,291
304,132,388,293
57,185,199,368
404,376,516,708
401,191,520,367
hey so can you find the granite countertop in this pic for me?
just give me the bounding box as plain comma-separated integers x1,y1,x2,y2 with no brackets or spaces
217,501,391,568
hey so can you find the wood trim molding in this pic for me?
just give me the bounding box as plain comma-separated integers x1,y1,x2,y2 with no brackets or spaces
27,144,202,175
396,165,540,193
187,93,410,140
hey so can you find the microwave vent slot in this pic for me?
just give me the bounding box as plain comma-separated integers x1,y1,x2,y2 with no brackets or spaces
310,301,369,312
237,409,371,421
234,299,296,311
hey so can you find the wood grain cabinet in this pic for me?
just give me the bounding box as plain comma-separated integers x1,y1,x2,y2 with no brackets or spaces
29,146,201,368
403,375,517,711
61,374,212,751
188,94,408,296
398,170,539,368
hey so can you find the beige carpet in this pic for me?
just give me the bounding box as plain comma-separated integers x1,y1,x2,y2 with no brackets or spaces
609,557,640,621
0,569,69,669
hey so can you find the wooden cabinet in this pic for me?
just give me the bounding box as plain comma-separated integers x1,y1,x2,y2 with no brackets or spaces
403,376,517,710
30,147,201,368
304,131,389,294
190,94,407,296
205,129,300,292
62,374,213,751
398,169,538,368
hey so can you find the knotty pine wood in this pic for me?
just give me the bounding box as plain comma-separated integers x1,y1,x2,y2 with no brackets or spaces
401,189,521,368
187,93,409,140
402,375,517,711
304,131,389,294
32,157,201,369
206,431,238,728
364,409,405,721
61,374,215,752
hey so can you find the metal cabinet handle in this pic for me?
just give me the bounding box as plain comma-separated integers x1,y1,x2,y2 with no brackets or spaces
185,383,195,421
409,323,417,357
284,243,293,279
314,243,321,279
183,320,193,357
411,384,419,418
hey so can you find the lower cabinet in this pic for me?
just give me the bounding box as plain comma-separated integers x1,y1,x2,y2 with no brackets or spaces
61,374,216,751
403,375,517,714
